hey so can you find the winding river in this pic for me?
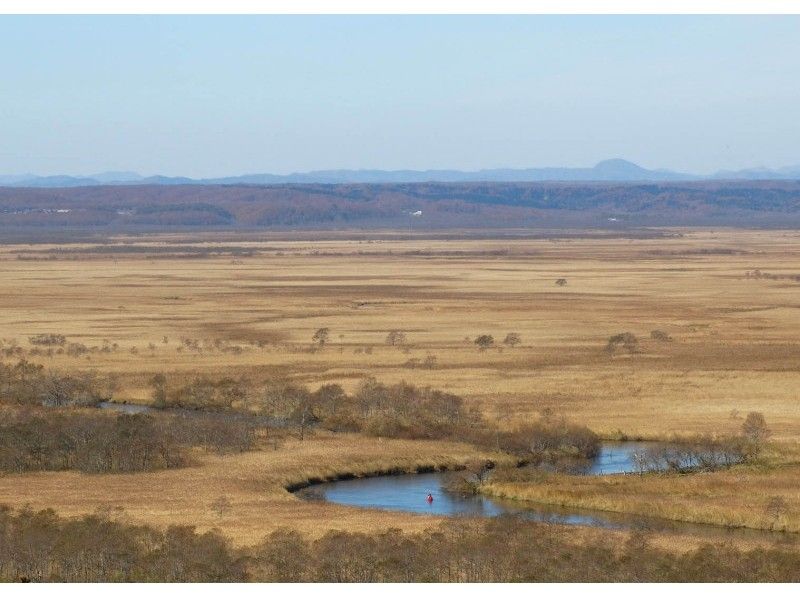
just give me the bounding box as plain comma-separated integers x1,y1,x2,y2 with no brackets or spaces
97,402,781,539
304,442,776,540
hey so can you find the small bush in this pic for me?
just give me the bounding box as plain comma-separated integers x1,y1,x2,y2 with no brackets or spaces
28,334,66,346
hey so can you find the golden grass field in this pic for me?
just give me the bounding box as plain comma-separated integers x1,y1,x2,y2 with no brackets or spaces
0,431,490,546
483,443,800,534
2,228,800,546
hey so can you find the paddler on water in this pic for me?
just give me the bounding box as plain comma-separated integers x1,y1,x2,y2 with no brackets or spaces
426,493,434,504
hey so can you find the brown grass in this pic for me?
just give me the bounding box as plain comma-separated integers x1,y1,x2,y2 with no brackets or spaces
3,228,800,546
481,442,800,531
0,432,490,546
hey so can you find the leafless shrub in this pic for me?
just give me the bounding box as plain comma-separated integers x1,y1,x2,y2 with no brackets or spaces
606,332,638,354
474,335,494,351
210,496,232,518
312,328,330,348
650,330,672,342
385,330,407,346
28,334,66,346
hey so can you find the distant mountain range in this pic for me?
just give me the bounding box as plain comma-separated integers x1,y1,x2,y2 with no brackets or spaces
2,159,799,188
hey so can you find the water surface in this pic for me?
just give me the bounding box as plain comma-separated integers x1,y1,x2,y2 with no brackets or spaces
307,441,775,541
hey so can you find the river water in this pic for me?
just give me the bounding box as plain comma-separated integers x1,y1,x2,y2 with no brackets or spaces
315,442,652,521
306,442,778,540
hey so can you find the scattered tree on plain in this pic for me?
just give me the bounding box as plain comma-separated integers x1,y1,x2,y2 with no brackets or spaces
474,335,494,351
385,330,406,346
150,373,167,408
650,330,672,342
210,495,232,518
606,332,638,354
742,411,770,456
765,496,788,530
312,328,330,349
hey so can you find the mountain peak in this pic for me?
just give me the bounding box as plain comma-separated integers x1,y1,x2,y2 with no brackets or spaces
593,158,645,173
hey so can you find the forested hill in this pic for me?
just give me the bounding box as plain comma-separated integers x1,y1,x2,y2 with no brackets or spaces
1,180,800,231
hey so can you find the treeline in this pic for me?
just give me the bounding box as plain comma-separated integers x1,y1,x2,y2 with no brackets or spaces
159,375,601,463
155,376,478,440
0,408,260,473
2,506,800,582
262,378,600,463
0,359,106,407
0,505,245,582
0,358,599,470
631,412,771,473
5,180,800,230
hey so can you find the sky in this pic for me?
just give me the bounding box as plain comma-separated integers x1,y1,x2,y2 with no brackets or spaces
0,15,798,177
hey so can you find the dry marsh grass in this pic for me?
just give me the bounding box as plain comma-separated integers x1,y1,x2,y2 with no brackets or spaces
2,229,800,439
0,433,488,546
483,456,800,533
3,228,800,545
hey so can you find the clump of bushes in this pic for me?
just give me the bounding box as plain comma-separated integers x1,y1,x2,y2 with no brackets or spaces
317,378,482,441
606,332,638,354
4,506,800,582
0,410,185,473
491,417,600,464
28,333,66,346
0,505,246,582
629,412,771,474
163,376,248,411
0,360,106,407
0,407,261,474
474,335,495,350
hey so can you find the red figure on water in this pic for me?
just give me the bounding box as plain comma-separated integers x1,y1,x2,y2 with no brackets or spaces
426,493,434,504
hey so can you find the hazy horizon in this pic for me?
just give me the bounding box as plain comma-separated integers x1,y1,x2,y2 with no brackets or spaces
1,15,798,178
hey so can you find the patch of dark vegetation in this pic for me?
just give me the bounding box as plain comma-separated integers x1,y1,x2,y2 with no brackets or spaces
27,333,66,346
0,505,246,582
0,409,186,473
0,359,107,407
159,376,248,411
745,269,800,282
631,412,769,473
0,407,261,473
14,244,258,259
5,180,800,232
152,374,600,468
650,329,672,342
605,332,639,354
491,418,601,462
2,506,800,582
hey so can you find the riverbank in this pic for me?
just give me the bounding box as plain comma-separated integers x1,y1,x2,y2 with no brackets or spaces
479,443,800,532
0,432,491,546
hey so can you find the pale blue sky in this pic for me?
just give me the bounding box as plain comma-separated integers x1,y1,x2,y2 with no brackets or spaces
0,15,798,177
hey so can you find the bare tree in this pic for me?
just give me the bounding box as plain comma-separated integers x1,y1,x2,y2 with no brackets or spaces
650,330,672,342
422,354,438,369
606,332,638,354
312,328,330,349
474,335,494,351
742,411,770,456
385,330,407,346
465,458,494,485
765,496,788,530
261,384,317,440
210,495,232,518
150,373,167,408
